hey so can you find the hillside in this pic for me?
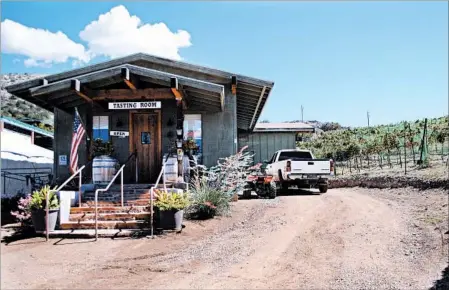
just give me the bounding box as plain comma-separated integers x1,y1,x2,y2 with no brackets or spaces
0,74,53,125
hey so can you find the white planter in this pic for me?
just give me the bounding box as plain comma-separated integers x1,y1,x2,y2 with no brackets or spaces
57,191,77,224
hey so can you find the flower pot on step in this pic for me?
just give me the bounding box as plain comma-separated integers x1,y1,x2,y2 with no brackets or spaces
31,208,59,233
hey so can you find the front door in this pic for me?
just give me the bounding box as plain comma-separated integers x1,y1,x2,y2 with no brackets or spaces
130,112,161,183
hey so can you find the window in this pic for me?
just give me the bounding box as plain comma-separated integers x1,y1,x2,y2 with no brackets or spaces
183,114,202,163
93,116,109,141
278,151,313,161
141,132,151,144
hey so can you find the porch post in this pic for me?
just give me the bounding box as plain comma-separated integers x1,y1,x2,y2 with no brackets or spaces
176,98,184,181
85,103,93,183
172,77,185,182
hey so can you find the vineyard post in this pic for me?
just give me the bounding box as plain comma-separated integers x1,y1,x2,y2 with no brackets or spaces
408,123,416,164
419,118,427,164
404,124,407,175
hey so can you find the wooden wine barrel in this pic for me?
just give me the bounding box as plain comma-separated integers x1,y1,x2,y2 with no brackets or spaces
164,157,178,183
92,155,118,184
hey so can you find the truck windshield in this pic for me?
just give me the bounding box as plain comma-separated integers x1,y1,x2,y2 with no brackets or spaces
278,151,313,161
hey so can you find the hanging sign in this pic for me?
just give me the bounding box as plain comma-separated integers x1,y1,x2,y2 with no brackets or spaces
108,101,161,110
110,131,129,138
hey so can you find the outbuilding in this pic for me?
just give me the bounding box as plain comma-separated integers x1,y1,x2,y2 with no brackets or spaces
238,122,316,164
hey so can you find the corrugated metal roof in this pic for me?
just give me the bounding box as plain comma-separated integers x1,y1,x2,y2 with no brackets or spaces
254,122,315,132
6,53,275,131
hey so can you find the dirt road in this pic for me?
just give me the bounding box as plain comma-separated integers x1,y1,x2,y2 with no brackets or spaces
2,188,447,289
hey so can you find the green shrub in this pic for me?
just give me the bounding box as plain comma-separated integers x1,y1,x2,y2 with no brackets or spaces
153,189,190,211
29,185,59,211
187,178,231,218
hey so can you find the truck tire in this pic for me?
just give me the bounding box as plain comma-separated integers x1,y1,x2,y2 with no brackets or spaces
278,170,289,191
268,182,277,199
319,185,328,194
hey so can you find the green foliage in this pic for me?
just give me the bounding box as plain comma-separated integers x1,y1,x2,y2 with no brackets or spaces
320,122,343,132
92,139,114,157
1,101,51,123
153,190,190,211
300,116,448,160
29,185,59,211
188,178,231,217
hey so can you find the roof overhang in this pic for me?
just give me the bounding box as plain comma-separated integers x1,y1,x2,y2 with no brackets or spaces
6,53,274,131
253,128,315,133
253,122,316,133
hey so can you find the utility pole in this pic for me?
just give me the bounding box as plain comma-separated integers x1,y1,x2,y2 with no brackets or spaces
367,111,370,127
301,105,304,123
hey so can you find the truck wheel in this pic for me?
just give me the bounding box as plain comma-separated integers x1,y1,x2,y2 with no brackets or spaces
319,185,328,194
243,190,251,198
278,170,288,192
268,182,277,199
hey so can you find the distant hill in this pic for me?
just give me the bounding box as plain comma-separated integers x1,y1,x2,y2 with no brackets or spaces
286,120,348,132
1,74,53,127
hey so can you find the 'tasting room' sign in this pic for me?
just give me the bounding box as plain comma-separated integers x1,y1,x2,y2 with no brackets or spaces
108,101,161,110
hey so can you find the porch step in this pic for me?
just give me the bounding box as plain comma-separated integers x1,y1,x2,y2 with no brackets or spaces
81,199,151,207
69,212,152,222
60,220,148,230
81,193,151,201
70,206,149,214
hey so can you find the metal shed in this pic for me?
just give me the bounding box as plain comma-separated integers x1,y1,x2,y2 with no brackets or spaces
239,122,315,164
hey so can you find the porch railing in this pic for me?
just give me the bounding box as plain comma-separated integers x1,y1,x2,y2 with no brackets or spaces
93,152,137,240
45,165,85,241
148,156,171,239
94,164,126,240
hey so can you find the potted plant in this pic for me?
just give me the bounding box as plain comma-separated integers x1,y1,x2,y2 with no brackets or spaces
28,185,59,233
182,137,199,157
92,138,118,184
153,189,190,232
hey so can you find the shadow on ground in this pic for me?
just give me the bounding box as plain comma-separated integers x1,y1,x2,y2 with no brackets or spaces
278,188,319,196
1,226,164,246
1,226,41,245
238,188,320,200
430,264,449,290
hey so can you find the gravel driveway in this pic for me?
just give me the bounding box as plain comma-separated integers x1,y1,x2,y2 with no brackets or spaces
1,188,447,289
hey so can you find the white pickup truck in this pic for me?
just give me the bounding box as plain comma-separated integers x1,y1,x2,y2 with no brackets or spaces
263,149,334,194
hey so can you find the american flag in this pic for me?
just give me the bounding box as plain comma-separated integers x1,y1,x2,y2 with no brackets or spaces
70,110,85,174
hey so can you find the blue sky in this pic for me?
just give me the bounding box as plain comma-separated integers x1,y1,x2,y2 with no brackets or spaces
1,1,447,127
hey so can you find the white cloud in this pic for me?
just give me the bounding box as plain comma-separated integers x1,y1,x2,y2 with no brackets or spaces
79,5,192,60
1,5,191,68
1,19,90,68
